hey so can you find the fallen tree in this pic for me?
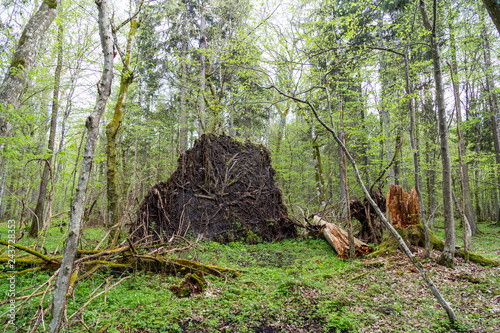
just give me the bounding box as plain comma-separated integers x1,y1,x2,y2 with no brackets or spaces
311,215,373,259
0,239,240,280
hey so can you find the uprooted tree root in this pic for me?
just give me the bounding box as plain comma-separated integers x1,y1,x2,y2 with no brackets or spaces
131,134,296,244
369,225,500,267
350,189,386,244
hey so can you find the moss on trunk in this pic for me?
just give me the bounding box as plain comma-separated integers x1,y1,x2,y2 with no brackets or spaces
369,224,499,267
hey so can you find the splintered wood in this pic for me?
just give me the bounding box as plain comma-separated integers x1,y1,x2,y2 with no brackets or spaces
312,216,373,259
386,184,420,229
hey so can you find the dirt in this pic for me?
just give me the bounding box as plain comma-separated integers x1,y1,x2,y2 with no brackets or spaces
131,134,296,244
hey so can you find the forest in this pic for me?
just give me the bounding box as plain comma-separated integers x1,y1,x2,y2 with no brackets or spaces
1,0,500,332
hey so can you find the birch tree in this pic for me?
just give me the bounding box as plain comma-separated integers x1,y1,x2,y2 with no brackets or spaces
49,0,114,330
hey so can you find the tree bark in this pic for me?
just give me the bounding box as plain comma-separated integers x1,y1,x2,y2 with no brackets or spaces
405,53,430,258
198,7,207,133
419,0,455,268
482,0,500,36
448,13,477,234
106,17,138,243
0,0,60,139
49,0,114,331
340,108,355,259
30,22,63,237
481,7,500,223
179,14,188,152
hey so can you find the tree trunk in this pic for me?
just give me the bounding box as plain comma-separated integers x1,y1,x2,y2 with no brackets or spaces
0,0,60,139
106,18,138,241
311,216,373,259
30,22,63,237
179,14,188,152
340,109,355,259
482,0,500,35
378,21,394,186
198,8,207,133
49,0,114,331
449,64,472,260
405,52,430,258
481,8,500,223
311,122,326,208
448,15,477,234
419,0,455,268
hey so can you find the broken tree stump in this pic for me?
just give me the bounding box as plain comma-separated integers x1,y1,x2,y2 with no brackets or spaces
386,184,420,229
312,216,373,259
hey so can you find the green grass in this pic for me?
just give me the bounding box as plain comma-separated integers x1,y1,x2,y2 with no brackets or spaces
1,221,500,332
433,219,500,260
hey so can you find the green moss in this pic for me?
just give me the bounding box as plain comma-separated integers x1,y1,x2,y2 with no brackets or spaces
463,250,500,267
44,0,58,9
369,224,499,267
10,58,25,70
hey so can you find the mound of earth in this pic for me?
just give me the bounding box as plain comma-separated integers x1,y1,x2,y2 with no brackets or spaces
130,134,296,243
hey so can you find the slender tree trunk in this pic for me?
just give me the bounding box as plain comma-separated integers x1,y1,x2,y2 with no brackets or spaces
198,6,207,133
340,108,355,259
338,131,346,203
311,123,326,208
107,18,138,246
448,13,477,234
449,62,472,261
49,1,114,331
30,22,63,237
424,97,438,229
360,109,370,186
405,53,430,258
481,8,500,223
420,0,455,268
179,14,188,152
377,20,394,186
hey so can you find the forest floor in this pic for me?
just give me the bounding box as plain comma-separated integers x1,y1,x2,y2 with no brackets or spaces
1,220,499,332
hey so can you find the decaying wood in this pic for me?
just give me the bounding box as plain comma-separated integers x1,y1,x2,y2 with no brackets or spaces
0,241,240,279
312,215,373,259
386,184,420,229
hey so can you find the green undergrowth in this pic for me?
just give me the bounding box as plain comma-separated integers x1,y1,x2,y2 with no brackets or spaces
1,221,499,332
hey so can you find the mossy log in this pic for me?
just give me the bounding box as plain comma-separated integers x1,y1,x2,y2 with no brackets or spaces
369,224,500,267
0,241,240,279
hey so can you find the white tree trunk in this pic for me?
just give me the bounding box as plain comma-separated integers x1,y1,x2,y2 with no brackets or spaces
49,1,114,331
